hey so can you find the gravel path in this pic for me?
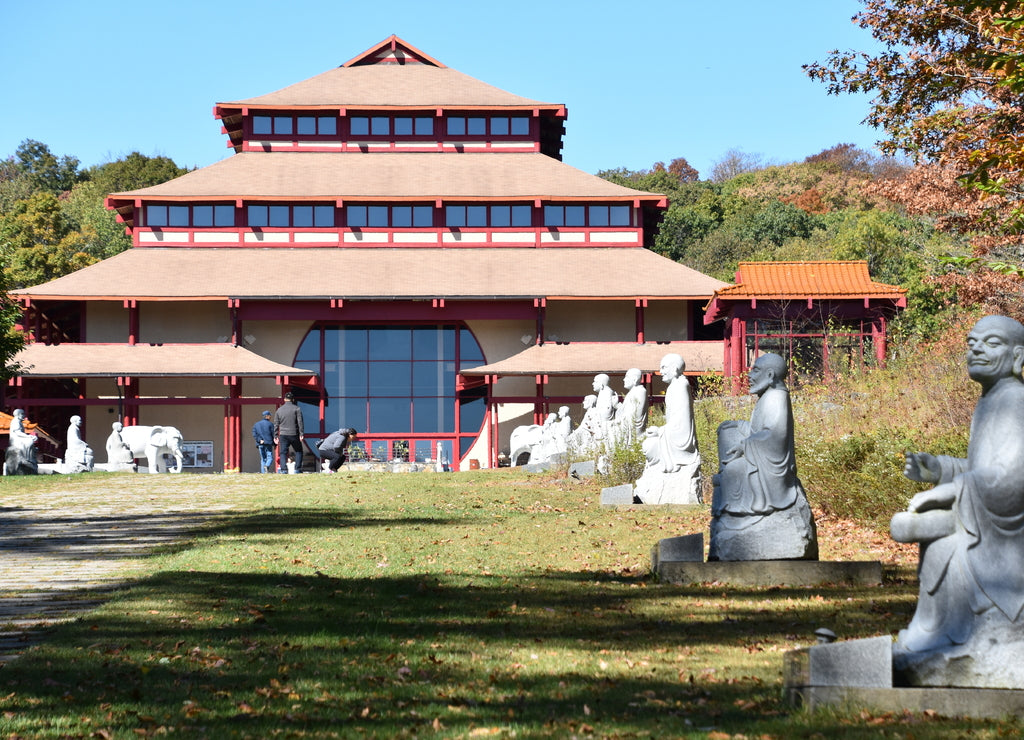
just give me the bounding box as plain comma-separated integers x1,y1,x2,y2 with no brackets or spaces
0,479,240,663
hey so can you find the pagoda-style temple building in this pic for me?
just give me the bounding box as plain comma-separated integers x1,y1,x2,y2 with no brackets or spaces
9,35,726,472
703,260,907,387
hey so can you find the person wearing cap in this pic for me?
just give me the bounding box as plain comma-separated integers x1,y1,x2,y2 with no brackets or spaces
273,392,305,473
252,409,276,473
318,427,359,473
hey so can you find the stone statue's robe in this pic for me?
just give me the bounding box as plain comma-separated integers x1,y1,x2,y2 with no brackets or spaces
646,375,699,473
899,378,1024,651
616,385,648,443
713,387,801,516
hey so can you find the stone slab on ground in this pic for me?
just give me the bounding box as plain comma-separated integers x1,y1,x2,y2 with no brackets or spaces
600,484,635,506
568,461,596,478
650,534,704,571
787,685,1024,719
784,635,893,690
656,559,882,586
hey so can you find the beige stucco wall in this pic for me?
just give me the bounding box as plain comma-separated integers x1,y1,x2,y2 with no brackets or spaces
644,300,690,342
545,300,636,342
140,301,232,343
85,301,130,342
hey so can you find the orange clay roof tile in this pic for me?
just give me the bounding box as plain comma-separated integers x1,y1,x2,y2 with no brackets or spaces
713,261,906,300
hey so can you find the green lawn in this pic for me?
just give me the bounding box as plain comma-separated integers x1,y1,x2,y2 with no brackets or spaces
0,470,1017,739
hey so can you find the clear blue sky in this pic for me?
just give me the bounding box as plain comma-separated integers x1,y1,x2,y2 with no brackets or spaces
0,0,884,179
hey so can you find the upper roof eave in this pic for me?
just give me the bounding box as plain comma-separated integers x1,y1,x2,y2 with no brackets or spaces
105,152,664,203
13,247,728,302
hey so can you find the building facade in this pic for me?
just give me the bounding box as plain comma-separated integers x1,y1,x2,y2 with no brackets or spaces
10,36,726,471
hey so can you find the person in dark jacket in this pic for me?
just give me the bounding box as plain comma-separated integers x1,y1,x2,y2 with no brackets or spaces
273,392,305,473
252,410,276,473
319,427,358,473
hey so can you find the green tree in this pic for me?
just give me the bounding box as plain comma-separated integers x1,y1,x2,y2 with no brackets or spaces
0,192,96,288
13,139,84,195
0,268,25,380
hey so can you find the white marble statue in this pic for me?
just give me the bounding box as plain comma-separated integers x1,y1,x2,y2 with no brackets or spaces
592,373,618,442
613,368,648,445
63,415,94,473
708,352,817,561
553,406,572,455
5,409,38,475
119,425,186,473
890,315,1024,688
568,394,604,455
105,421,135,467
633,354,702,505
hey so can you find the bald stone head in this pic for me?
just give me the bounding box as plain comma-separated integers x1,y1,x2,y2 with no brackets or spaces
967,315,1024,388
749,352,788,396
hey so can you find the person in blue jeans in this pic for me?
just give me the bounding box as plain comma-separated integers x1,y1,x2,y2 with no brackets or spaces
252,410,276,473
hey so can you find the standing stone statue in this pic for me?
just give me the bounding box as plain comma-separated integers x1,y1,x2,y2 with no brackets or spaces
5,409,38,475
633,354,702,505
63,415,94,473
613,368,648,446
592,373,618,443
709,352,817,561
890,315,1024,688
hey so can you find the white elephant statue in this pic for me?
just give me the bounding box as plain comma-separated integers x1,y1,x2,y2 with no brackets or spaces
119,425,185,473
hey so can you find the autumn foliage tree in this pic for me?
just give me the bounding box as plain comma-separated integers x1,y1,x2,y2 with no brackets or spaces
805,1,1024,250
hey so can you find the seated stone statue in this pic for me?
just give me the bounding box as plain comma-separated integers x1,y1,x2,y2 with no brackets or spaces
63,415,94,473
709,352,817,561
569,394,602,454
5,409,38,475
633,353,702,505
105,421,134,466
890,315,1024,688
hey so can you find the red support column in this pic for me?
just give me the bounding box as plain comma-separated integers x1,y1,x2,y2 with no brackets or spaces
124,300,139,345
635,298,647,343
224,376,241,472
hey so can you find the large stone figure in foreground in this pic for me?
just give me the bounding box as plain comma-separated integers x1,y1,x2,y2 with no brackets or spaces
633,354,702,505
891,315,1024,688
710,353,817,561
5,409,38,475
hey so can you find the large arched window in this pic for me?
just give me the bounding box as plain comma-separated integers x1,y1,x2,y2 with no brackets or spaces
293,324,486,460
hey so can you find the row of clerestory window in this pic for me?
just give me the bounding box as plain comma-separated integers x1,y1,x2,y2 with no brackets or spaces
144,204,633,229
250,113,533,139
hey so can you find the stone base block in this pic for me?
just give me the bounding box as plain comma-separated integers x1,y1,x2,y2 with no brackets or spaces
784,636,892,690
568,461,596,478
600,484,635,506
656,559,882,587
788,685,1024,719
650,534,704,571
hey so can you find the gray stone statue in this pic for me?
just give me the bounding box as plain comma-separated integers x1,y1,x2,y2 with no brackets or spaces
105,421,134,466
592,373,618,442
890,315,1024,688
613,368,648,445
709,352,817,561
5,409,38,475
633,354,702,505
569,394,602,454
63,415,94,473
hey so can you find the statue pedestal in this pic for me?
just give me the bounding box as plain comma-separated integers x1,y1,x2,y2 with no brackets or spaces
895,609,1024,688
709,496,818,561
633,467,701,505
785,635,1024,717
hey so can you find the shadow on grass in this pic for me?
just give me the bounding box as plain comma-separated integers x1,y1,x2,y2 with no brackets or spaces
0,567,943,738
0,507,473,561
